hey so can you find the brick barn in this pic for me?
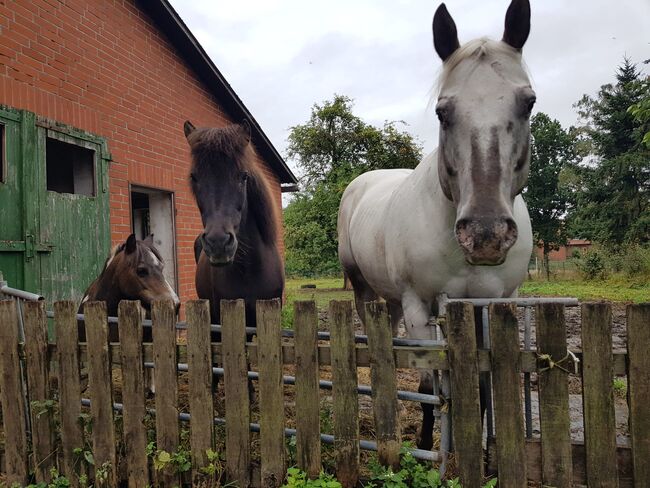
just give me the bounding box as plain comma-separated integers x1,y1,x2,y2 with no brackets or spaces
0,0,298,304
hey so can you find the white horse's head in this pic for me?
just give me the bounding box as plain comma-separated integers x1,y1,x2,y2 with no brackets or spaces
434,0,534,266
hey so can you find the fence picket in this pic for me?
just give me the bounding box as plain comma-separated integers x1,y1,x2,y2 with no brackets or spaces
0,300,28,485
186,300,214,484
536,303,572,487
54,300,84,487
365,301,400,470
257,299,285,487
118,300,149,488
446,301,483,486
221,299,250,487
152,300,180,488
329,300,359,488
581,303,618,487
23,301,55,483
294,300,321,477
627,303,650,486
488,302,526,488
84,301,117,487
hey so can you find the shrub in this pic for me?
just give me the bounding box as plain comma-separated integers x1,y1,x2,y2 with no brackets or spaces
620,244,650,278
575,248,608,280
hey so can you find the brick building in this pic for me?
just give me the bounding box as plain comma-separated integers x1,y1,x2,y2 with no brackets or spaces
0,0,298,303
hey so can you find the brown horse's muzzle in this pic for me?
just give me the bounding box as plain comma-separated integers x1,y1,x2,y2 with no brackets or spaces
455,217,518,265
201,232,237,266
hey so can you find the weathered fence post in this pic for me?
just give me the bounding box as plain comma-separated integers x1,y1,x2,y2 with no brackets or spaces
488,302,526,488
222,299,251,487
118,300,150,488
186,299,215,484
54,300,83,487
152,299,180,487
581,302,618,488
627,303,650,486
84,301,117,487
0,299,29,485
446,301,483,486
536,303,572,487
329,300,359,488
23,300,55,483
294,300,322,478
365,301,400,470
257,299,285,487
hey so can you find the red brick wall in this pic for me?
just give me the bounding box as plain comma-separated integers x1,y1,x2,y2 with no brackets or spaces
0,0,285,302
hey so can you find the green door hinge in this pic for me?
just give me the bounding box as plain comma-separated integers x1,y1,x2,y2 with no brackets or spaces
25,234,54,260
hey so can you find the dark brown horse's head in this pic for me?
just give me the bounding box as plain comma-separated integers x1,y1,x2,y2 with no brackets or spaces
184,120,277,266
87,234,180,312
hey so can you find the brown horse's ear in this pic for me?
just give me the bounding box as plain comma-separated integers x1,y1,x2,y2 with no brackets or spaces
502,0,530,50
125,233,137,254
241,119,251,144
184,120,196,139
144,234,154,245
433,3,460,62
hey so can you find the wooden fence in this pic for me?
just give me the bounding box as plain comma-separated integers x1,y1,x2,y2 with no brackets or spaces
0,298,648,487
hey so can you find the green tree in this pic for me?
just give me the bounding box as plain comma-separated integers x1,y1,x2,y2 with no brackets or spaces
569,59,650,245
284,95,422,276
523,113,576,279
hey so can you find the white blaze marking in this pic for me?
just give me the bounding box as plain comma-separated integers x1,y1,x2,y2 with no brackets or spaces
147,249,160,266
81,295,89,304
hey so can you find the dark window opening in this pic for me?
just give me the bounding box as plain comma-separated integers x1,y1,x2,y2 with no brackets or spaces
0,124,5,183
131,191,151,238
46,137,95,196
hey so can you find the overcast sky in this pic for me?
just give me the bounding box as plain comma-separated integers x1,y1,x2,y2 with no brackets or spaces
169,0,649,174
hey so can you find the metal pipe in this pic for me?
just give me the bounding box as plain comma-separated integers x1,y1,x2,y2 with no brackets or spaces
0,284,44,302
443,297,578,308
79,398,439,462
142,362,441,406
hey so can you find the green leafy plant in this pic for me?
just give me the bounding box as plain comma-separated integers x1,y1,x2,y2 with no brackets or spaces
281,467,342,488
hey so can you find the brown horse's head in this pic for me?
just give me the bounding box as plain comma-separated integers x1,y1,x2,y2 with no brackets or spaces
184,120,277,266
94,234,180,312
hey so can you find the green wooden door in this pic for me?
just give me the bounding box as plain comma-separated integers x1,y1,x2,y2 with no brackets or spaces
0,106,110,302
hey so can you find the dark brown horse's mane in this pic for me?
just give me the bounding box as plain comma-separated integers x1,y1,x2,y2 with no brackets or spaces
188,125,278,246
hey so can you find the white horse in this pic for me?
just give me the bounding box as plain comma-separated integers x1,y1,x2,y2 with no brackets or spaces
338,0,534,449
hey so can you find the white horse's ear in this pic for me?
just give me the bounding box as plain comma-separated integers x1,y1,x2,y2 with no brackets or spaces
502,0,530,50
184,120,196,139
433,3,460,62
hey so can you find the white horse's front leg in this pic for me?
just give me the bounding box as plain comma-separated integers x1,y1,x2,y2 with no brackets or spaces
402,291,436,450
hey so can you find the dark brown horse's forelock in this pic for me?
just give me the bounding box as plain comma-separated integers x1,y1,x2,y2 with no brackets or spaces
188,126,278,246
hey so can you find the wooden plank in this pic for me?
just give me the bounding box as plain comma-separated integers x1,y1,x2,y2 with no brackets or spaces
54,300,83,486
186,300,214,484
365,301,400,470
257,299,285,487
488,302,526,488
446,301,483,486
627,303,650,487
23,301,55,483
536,303,572,487
152,299,180,488
294,300,321,477
84,301,117,487
221,299,251,487
581,302,618,488
329,300,359,488
0,300,29,485
118,300,149,488
487,438,634,487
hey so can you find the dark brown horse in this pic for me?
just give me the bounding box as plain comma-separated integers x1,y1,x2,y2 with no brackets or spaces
184,120,284,328
79,233,180,342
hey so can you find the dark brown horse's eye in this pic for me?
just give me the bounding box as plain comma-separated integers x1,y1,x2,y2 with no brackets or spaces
136,267,148,278
190,173,197,183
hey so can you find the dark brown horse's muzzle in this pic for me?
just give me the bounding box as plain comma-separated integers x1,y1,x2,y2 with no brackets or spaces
201,232,237,266
455,217,518,265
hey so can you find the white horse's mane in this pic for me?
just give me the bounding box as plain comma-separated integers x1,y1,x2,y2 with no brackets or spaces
433,37,528,97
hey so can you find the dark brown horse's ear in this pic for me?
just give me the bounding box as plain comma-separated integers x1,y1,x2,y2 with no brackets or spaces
125,233,137,254
241,119,251,144
184,120,196,139
144,234,154,245
502,0,530,50
433,3,460,62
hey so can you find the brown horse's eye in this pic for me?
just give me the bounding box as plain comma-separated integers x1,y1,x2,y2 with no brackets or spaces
136,267,149,278
190,173,197,183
